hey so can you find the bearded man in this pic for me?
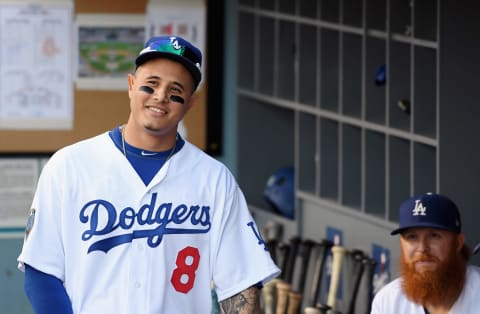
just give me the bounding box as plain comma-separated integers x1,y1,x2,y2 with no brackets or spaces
371,193,480,314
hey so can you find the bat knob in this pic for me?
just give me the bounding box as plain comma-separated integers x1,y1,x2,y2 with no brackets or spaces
304,307,321,314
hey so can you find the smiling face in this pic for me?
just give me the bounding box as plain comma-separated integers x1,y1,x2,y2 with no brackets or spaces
125,57,195,149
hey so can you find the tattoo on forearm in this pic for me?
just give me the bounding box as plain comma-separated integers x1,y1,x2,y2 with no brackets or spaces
219,286,262,314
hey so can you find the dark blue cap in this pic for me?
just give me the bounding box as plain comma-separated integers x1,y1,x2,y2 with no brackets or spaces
135,36,202,90
391,193,462,235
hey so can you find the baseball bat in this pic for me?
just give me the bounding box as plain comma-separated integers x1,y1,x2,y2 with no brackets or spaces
262,245,284,313
275,236,301,314
362,257,377,314
267,239,279,264
278,242,291,281
303,304,332,314
284,236,302,283
263,220,284,241
302,239,333,314
261,221,283,314
286,291,302,314
287,239,315,314
263,279,280,314
303,308,323,314
303,304,329,314
276,281,292,314
326,245,347,311
264,241,290,313
346,250,366,314
263,221,284,264
264,242,289,314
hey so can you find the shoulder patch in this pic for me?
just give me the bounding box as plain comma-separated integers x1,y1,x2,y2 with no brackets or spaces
25,208,36,240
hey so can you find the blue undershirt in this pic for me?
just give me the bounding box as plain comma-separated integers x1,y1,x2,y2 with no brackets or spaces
109,126,185,185
24,264,73,314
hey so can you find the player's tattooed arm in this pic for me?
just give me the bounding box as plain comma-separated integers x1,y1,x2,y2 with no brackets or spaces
219,286,262,314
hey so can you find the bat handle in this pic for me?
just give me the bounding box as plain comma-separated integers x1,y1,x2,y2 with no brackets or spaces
263,279,279,314
275,281,292,314
286,291,302,314
326,245,347,310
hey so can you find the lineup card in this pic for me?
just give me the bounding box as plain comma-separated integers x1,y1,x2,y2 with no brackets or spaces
0,1,74,130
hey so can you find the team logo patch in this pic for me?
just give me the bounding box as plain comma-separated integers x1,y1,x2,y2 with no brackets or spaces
412,200,427,216
25,208,36,240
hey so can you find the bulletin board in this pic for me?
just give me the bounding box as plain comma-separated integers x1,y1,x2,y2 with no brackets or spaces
0,0,206,153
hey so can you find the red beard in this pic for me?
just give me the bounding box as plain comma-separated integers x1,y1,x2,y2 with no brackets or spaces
400,248,466,306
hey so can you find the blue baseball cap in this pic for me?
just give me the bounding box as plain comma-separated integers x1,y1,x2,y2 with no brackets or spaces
391,193,462,235
135,36,202,90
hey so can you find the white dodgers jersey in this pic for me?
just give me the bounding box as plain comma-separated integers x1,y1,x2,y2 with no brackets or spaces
18,132,280,314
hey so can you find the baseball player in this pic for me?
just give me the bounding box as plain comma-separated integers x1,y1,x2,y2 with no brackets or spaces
371,193,480,314
17,35,280,314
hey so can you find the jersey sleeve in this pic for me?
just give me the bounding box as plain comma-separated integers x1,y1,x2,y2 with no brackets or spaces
370,292,383,314
211,174,280,301
371,277,396,314
17,151,68,281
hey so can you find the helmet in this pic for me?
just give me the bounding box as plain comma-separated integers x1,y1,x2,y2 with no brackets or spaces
264,167,294,219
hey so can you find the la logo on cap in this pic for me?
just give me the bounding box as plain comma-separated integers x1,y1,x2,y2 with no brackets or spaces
412,200,427,216
171,38,181,50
